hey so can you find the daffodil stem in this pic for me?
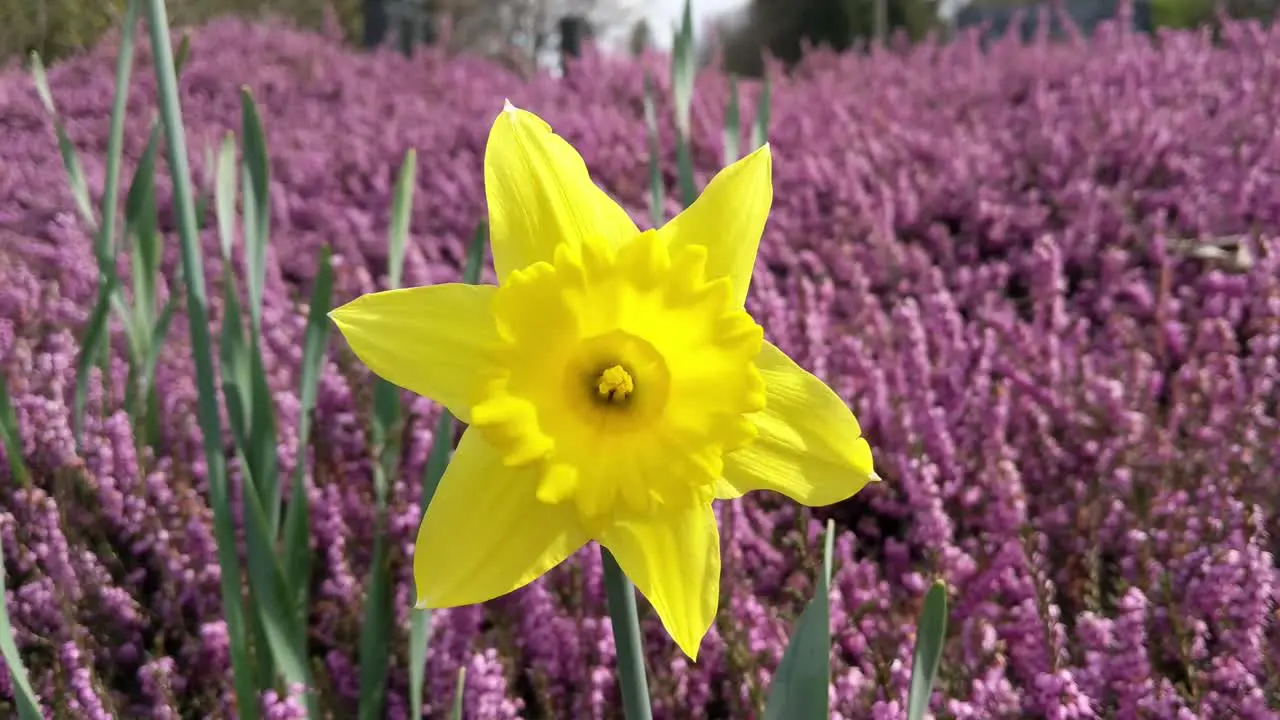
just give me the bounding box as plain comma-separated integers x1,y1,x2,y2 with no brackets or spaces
601,548,654,720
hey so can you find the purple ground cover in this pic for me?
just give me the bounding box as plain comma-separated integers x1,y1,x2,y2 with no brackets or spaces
1,14,1279,719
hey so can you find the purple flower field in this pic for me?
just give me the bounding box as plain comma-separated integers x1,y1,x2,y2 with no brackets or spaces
1,15,1279,719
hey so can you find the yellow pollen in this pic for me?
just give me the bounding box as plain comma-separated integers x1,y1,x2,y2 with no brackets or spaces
595,365,635,404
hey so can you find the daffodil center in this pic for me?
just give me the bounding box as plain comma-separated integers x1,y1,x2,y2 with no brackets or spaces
472,230,767,525
595,365,634,404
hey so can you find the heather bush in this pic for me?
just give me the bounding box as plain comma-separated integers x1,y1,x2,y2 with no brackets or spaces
1,8,1279,719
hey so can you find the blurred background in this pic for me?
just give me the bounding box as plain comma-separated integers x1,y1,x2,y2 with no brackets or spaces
4,0,1278,74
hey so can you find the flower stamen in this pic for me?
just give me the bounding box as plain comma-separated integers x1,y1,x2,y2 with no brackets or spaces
595,365,635,404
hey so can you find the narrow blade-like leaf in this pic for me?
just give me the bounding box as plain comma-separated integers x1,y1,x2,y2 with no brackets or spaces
357,523,392,720
388,150,417,290
215,268,272,692
30,53,97,232
408,220,486,715
670,0,696,139
239,90,271,329
449,666,467,720
72,271,118,450
642,73,664,229
906,581,949,720
763,520,836,720
241,456,318,717
751,74,772,151
214,133,238,261
359,144,424,720
407,405,452,716
723,77,741,164
99,0,141,258
124,123,162,342
670,0,698,208
0,525,42,720
142,0,256,715
282,246,334,614
139,290,178,451
0,373,30,490
246,340,281,533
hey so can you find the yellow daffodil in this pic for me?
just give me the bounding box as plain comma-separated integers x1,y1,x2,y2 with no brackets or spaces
329,101,878,659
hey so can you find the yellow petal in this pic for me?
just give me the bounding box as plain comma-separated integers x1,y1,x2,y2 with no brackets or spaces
599,502,720,660
414,429,589,608
485,101,639,282
720,341,879,505
329,283,501,423
659,144,772,308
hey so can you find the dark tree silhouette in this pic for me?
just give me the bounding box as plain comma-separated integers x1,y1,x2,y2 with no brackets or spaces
718,0,939,75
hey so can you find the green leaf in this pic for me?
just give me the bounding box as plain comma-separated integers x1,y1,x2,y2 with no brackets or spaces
246,335,281,535
0,373,30,491
214,133,238,262
214,120,282,537
241,457,318,718
388,150,417,290
724,77,741,165
670,0,696,140
43,11,140,452
124,123,162,347
751,74,772,151
449,666,467,720
214,266,274,693
29,52,97,233
763,519,836,720
642,72,664,229
239,89,271,330
282,246,334,616
218,249,300,704
173,34,192,73
213,118,312,709
359,147,428,720
407,612,433,717
407,404,452,716
461,221,487,286
215,237,252,460
419,394,457,510
408,221,486,716
359,449,398,708
906,580,949,720
0,526,43,720
142,0,256,715
357,521,393,720
137,288,178,451
370,384,400,501
670,0,698,208
99,0,141,261
72,271,119,450
674,130,696,208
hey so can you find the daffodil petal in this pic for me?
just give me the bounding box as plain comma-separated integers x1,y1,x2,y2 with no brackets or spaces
720,341,879,505
659,144,772,308
485,101,640,282
329,284,501,423
598,502,720,660
414,429,590,608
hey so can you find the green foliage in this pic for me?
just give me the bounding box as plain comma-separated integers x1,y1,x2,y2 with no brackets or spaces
906,581,949,720
2,0,364,66
1149,0,1217,28
763,520,837,720
0,495,42,719
721,0,939,76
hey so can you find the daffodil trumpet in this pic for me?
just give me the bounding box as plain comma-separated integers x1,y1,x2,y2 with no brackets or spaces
330,100,879,661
